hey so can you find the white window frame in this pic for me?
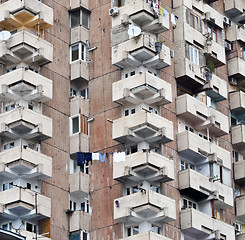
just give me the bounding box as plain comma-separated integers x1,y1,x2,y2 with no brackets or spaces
180,159,195,171
126,225,139,237
81,199,90,213
189,45,199,65
3,141,15,150
124,107,136,116
1,222,12,231
182,198,197,209
70,115,80,135
25,221,36,233
70,42,86,63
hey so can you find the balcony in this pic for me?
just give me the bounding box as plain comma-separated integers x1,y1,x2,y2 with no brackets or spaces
200,74,228,102
118,232,172,240
18,230,50,240
179,169,233,209
0,187,51,219
0,68,52,103
176,94,229,137
112,111,173,145
70,96,89,117
236,195,245,223
71,25,89,45
112,72,172,106
0,0,53,32
230,91,245,120
231,125,245,153
0,146,52,179
181,208,235,240
177,131,231,169
0,30,53,66
69,171,89,199
71,60,89,81
113,151,174,183
70,133,89,155
226,25,245,43
225,0,245,23
111,0,169,33
112,34,171,69
234,160,245,184
70,0,89,10
237,234,245,240
69,210,90,233
114,190,176,224
228,58,245,86
0,108,52,141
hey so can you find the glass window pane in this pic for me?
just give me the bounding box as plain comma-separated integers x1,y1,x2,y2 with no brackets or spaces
70,10,80,28
72,117,79,134
81,202,85,211
71,44,79,62
83,232,88,240
194,16,198,30
133,226,139,235
82,10,89,28
81,44,85,61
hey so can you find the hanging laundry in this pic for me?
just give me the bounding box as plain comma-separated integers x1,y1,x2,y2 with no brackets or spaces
84,153,92,164
77,152,85,166
159,6,163,16
92,153,100,160
152,2,159,17
99,153,107,167
171,13,176,25
113,152,126,163
162,8,168,16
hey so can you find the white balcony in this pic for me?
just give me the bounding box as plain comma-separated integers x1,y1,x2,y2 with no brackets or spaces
200,74,228,102
225,0,245,23
236,195,245,223
226,25,245,43
177,131,231,169
179,169,233,209
69,171,89,199
0,30,53,66
71,25,89,45
112,34,171,69
118,232,172,240
70,0,89,10
228,57,245,86
112,72,172,106
181,208,235,240
69,210,90,233
71,60,89,81
0,0,53,32
231,125,245,154
0,187,51,220
70,133,89,155
176,94,229,137
18,230,50,240
234,160,245,184
0,68,52,103
114,190,176,224
230,91,245,120
111,0,169,34
112,111,173,145
0,146,52,179
70,96,89,117
0,108,52,141
113,151,174,183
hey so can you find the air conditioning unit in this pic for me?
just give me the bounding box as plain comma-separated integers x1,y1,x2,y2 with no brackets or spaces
230,77,238,85
170,49,175,58
225,41,232,51
109,7,119,17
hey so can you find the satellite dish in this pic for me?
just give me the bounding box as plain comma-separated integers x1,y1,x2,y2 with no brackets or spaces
0,30,11,41
128,25,141,39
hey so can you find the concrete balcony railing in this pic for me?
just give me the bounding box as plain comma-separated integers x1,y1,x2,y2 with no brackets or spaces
176,94,229,137
111,0,169,33
177,131,231,169
71,60,89,81
114,190,176,224
179,169,233,209
69,171,89,199
0,0,53,32
230,91,245,119
236,195,245,223
0,146,52,179
225,0,245,22
113,151,174,183
112,72,172,106
71,25,89,45
113,111,173,145
112,34,171,69
226,25,245,43
69,210,90,233
70,96,89,117
237,234,245,240
70,0,89,10
18,230,51,240
234,160,245,184
70,133,89,155
0,108,52,140
204,41,226,67
0,68,52,103
231,125,245,153
200,74,228,102
0,30,53,66
0,188,51,219
228,57,245,85
181,208,235,240
118,232,172,240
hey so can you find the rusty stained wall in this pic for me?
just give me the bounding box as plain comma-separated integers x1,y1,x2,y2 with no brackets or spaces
40,0,71,240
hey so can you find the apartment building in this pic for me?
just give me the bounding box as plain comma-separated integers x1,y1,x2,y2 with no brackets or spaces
0,0,244,240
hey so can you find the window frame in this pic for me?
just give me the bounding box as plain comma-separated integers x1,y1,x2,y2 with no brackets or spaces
190,12,199,31
70,115,80,135
70,42,86,63
208,23,217,43
70,8,90,29
189,45,199,65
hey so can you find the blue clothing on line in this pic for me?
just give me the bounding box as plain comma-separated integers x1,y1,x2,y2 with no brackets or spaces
99,153,107,167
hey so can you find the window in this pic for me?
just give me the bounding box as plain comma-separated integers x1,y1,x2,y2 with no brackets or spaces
1,222,12,231
27,183,32,190
180,160,195,170
149,107,158,114
240,46,245,60
208,24,217,42
183,198,197,209
5,104,15,112
150,185,159,193
3,142,15,150
151,224,161,234
233,151,239,162
70,42,86,63
185,125,194,133
70,88,77,97
124,71,135,78
81,199,89,213
124,108,136,116
80,161,89,174
70,200,77,211
190,12,199,31
126,186,138,195
71,116,79,134
28,104,33,110
125,145,137,155
70,8,90,29
6,66,16,73
81,88,89,99
189,45,199,65
26,222,36,233
127,226,139,237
